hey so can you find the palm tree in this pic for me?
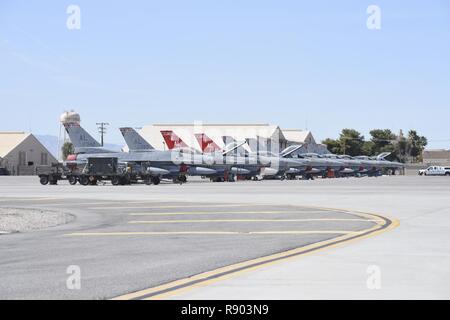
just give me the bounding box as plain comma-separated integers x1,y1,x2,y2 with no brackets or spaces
61,142,75,160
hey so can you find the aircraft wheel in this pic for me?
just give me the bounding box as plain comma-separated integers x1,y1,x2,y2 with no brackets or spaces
111,176,121,186
68,176,77,185
79,175,90,186
152,176,160,185
145,177,153,185
40,176,49,185
119,174,131,185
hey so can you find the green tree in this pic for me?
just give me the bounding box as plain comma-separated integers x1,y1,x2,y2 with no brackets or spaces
322,128,427,161
339,129,364,156
322,138,342,154
361,140,375,156
408,130,427,162
61,142,74,160
322,129,364,156
369,129,397,155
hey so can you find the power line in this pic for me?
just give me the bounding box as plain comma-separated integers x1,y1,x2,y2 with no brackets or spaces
96,122,109,146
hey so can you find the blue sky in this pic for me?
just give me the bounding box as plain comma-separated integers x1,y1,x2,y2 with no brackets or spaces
1,1,449,148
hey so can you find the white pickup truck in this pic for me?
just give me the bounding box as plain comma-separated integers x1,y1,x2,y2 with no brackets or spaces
419,166,450,176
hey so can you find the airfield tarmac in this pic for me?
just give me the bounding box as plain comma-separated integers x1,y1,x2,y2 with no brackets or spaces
0,175,449,299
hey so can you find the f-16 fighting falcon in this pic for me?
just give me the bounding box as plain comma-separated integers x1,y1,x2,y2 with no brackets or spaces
64,123,282,184
166,130,312,180
120,127,254,182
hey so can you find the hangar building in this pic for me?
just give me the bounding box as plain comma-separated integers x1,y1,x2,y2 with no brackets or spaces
282,129,329,154
0,132,57,175
422,149,450,166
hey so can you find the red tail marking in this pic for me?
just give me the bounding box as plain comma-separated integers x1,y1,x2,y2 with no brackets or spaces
160,130,187,150
195,133,221,153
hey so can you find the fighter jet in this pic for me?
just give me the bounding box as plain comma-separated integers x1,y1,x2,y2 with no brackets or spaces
320,154,366,176
321,152,404,176
163,130,312,180
120,127,254,181
65,123,247,184
158,130,261,180
64,123,183,184
197,133,312,180
214,135,311,179
276,152,346,179
353,152,405,176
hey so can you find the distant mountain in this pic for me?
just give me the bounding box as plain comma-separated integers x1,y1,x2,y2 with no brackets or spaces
35,134,124,159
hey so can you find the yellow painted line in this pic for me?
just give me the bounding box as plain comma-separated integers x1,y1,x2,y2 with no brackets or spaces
88,204,260,210
128,218,383,224
112,207,399,300
149,222,398,300
65,230,361,237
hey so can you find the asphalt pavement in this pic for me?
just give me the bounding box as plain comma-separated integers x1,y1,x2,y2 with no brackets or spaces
0,175,448,299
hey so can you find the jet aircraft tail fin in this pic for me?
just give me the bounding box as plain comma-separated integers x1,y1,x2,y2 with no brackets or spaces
120,127,154,151
160,130,188,150
195,133,221,153
64,122,102,149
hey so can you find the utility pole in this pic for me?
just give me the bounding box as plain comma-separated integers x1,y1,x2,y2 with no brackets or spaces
96,122,109,146
342,138,346,155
